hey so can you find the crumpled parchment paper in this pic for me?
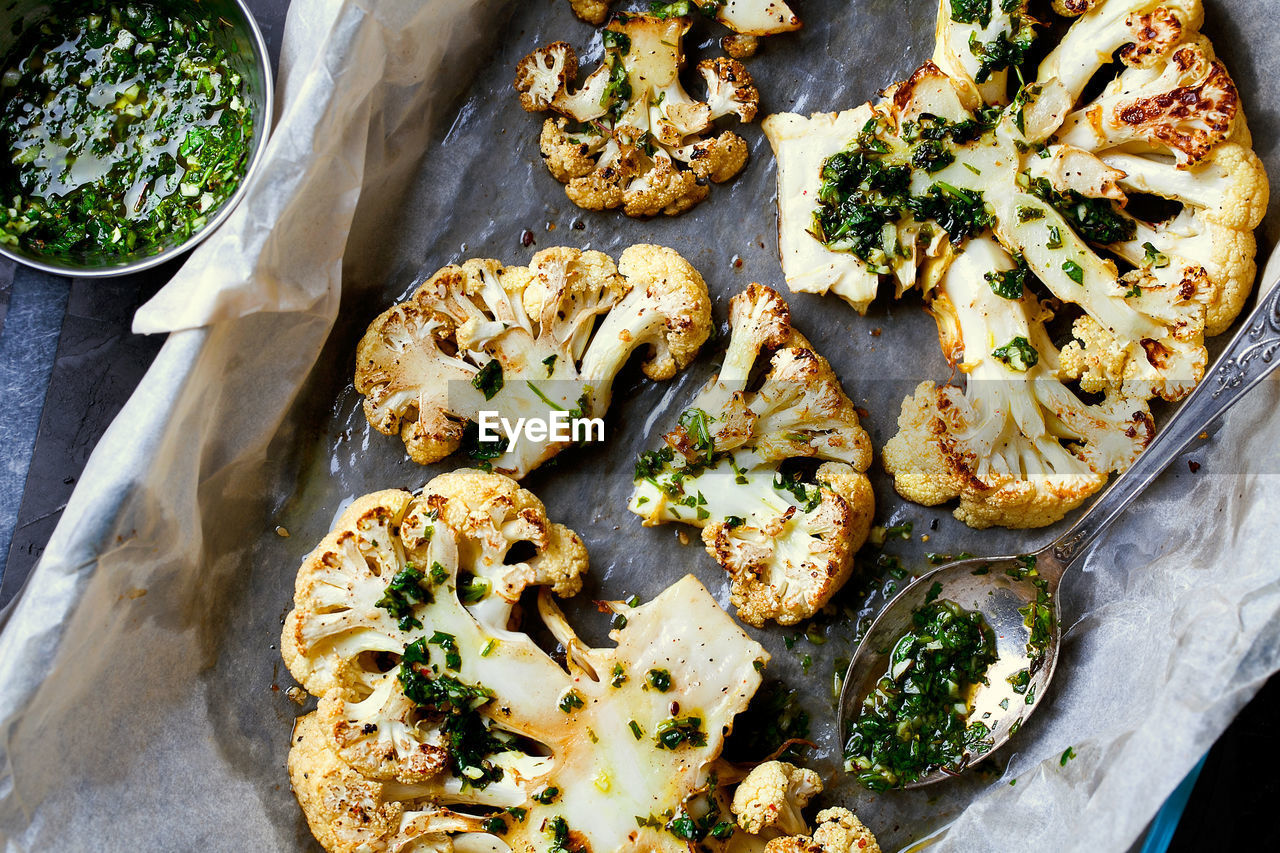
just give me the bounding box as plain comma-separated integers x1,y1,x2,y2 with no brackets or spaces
2,1,1278,851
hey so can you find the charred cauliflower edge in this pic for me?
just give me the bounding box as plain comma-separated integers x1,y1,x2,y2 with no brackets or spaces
515,11,773,217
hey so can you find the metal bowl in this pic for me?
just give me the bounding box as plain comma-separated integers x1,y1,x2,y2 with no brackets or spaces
0,0,274,277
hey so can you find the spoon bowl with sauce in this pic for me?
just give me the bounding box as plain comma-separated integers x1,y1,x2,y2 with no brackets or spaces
839,273,1280,788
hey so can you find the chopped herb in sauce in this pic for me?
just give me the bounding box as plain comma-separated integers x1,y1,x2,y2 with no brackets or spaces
374,565,431,631
0,2,254,258
646,668,673,692
398,639,506,789
472,360,503,400
558,690,585,713
843,599,999,790
428,630,462,671
655,715,707,750
991,336,1039,372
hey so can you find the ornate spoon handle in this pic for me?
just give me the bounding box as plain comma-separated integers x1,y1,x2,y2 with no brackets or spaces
1050,278,1280,567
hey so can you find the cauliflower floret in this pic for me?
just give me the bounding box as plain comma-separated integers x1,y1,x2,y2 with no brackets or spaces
281,490,418,697
990,174,1212,402
566,0,610,25
579,243,713,396
540,118,603,182
513,41,577,114
288,713,430,853
516,14,760,217
317,670,449,784
1055,0,1101,13
423,468,588,603
629,284,875,625
700,57,760,122
355,245,710,477
765,808,883,853
731,761,823,836
883,236,1154,529
283,479,773,853
1057,37,1240,166
1112,206,1259,336
722,33,761,59
680,130,750,183
622,154,708,217
1096,142,1267,232
1037,0,1204,110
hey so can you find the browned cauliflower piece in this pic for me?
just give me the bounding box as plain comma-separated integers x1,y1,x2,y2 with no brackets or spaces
540,117,602,181
1092,141,1268,335
731,760,823,836
765,808,883,853
282,475,777,853
514,13,762,217
722,33,761,59
1037,1,1205,113
580,243,714,386
711,0,802,35
883,237,1155,529
1053,0,1101,14
700,57,760,122
1058,37,1239,167
354,245,711,478
288,713,421,853
567,0,610,26
630,284,875,626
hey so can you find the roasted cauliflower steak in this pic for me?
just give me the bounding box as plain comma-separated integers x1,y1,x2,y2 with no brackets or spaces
629,284,875,626
355,244,711,478
283,470,780,853
763,0,1266,528
515,13,764,217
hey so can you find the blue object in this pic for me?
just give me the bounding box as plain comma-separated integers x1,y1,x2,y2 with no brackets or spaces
1141,754,1207,853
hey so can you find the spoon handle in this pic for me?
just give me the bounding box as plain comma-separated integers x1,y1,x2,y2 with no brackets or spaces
1049,278,1280,567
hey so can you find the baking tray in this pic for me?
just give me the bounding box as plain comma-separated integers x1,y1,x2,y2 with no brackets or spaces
1,1,1278,851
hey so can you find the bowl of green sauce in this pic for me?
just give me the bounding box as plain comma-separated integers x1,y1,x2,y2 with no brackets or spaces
0,0,273,276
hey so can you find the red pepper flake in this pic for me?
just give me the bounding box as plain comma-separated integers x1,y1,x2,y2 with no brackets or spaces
520,229,535,247
1188,460,1201,473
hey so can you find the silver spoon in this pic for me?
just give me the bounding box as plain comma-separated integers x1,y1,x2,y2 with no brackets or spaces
838,276,1280,788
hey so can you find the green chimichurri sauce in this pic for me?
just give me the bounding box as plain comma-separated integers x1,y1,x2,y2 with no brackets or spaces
0,1,253,259
844,598,998,791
